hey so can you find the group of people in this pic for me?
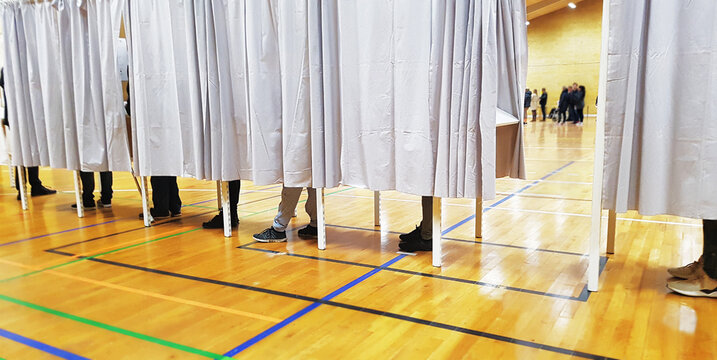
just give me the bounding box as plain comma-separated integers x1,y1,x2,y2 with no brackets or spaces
523,83,586,125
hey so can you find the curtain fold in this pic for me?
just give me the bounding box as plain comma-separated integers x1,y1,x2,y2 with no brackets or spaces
1,0,130,172
603,0,717,218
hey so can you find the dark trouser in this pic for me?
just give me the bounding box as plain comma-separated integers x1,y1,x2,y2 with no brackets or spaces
418,196,433,240
15,166,42,190
151,176,181,215
703,220,717,279
541,105,546,120
569,106,578,123
80,171,113,204
558,108,567,122
577,107,584,122
228,180,241,221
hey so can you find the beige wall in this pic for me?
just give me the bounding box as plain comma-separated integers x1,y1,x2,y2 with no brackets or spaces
526,0,602,113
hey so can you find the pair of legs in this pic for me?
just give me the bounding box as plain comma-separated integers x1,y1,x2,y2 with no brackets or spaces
254,187,318,242
203,180,241,229
577,107,584,123
667,220,717,297
531,109,537,122
569,106,579,123
73,171,113,208
523,107,529,123
541,104,546,121
15,166,56,199
557,109,567,123
149,176,181,217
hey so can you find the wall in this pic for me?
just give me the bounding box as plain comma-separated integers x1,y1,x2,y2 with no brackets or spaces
526,0,602,113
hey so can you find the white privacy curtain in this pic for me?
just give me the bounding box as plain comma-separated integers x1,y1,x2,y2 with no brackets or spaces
602,0,717,219
1,0,129,172
338,0,525,199
125,0,342,187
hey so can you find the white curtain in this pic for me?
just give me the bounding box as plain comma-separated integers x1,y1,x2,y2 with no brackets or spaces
1,0,129,172
602,0,717,219
125,0,342,187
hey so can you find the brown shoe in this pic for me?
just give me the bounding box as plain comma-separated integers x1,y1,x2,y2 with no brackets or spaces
668,256,703,280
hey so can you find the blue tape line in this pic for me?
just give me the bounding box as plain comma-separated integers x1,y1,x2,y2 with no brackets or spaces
440,161,575,236
0,328,89,360
223,255,406,357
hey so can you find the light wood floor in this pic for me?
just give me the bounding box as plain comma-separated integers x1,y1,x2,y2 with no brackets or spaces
0,119,713,360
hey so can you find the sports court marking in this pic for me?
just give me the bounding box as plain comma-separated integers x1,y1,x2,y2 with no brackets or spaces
0,328,89,360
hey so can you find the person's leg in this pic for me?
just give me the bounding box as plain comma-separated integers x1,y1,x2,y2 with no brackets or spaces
27,167,41,187
168,176,181,215
541,105,546,120
304,187,318,227
150,176,169,215
272,187,303,231
579,107,584,122
79,171,95,204
228,180,240,221
703,220,717,280
532,110,537,122
420,196,433,240
99,171,113,203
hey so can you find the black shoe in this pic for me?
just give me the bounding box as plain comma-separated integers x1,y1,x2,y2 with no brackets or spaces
398,226,432,252
202,212,239,229
170,210,182,217
71,202,96,209
253,227,287,243
399,226,421,242
97,199,112,208
31,185,57,197
139,208,170,220
297,225,318,238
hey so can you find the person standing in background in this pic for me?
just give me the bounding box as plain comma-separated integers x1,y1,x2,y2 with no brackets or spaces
568,85,580,124
577,85,586,125
530,89,539,122
523,88,531,124
558,86,569,124
539,88,548,121
71,171,113,209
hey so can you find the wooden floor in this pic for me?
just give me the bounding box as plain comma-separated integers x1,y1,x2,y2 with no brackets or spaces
0,119,713,360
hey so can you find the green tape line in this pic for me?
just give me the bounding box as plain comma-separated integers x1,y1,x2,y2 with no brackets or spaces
0,294,231,359
0,228,201,283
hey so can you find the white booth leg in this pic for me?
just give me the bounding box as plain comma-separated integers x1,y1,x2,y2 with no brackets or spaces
475,198,482,239
317,188,326,250
18,166,28,210
373,191,380,226
141,176,152,227
73,171,84,218
606,210,616,254
221,181,231,238
432,197,442,267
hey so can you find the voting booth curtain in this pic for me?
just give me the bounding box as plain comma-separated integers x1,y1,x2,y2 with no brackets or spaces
1,0,129,172
127,0,526,199
602,0,717,219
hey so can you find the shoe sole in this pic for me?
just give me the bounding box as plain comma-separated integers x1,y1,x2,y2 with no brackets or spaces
253,236,287,243
667,285,717,298
667,271,698,280
298,233,318,239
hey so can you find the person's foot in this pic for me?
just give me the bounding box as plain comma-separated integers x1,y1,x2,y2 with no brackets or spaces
71,201,96,209
31,185,57,197
253,227,287,243
97,199,112,208
668,256,703,280
398,227,432,252
202,211,239,229
297,225,318,238
16,193,20,201
139,208,170,220
667,268,717,298
170,210,182,217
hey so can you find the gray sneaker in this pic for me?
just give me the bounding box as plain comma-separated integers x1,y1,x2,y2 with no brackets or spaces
253,227,287,243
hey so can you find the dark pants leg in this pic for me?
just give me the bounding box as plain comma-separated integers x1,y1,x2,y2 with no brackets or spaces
15,166,42,190
703,220,717,279
578,108,584,122
569,107,578,123
79,171,96,204
99,171,113,203
558,110,566,122
419,196,432,240
151,176,170,215
168,176,181,214
228,180,241,221
541,105,546,120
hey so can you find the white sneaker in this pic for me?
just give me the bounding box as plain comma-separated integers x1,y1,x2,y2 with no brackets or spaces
667,268,717,298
